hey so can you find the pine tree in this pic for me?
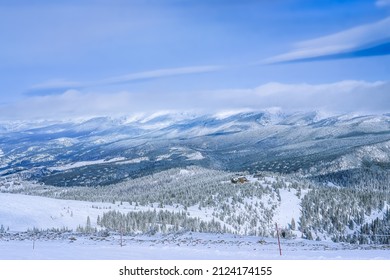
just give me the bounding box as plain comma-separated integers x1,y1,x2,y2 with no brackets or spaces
290,218,296,231
86,216,92,233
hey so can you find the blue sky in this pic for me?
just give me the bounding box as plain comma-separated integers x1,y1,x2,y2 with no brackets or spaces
0,0,389,120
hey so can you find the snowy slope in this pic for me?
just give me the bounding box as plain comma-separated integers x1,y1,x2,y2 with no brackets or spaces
0,172,305,234
273,188,306,229
0,193,111,231
0,193,211,232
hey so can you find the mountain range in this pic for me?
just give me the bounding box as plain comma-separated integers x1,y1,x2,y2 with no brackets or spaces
1,110,390,187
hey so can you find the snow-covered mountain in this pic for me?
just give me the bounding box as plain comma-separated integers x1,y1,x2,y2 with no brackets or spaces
1,110,390,186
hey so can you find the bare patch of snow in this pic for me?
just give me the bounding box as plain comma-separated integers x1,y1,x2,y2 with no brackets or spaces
156,154,172,161
274,189,301,229
213,109,253,120
50,137,78,147
186,152,204,160
48,157,127,171
114,157,149,165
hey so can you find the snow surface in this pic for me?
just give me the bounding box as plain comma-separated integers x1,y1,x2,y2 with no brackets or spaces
50,137,78,147
185,151,204,160
1,191,389,260
1,232,389,260
156,154,172,161
114,157,149,165
167,147,205,161
0,193,111,231
0,193,235,232
274,189,301,228
213,109,253,120
48,157,127,171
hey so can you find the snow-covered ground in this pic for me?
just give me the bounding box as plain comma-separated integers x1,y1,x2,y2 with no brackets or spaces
48,157,128,171
1,187,389,260
0,192,220,232
1,232,389,260
0,192,113,231
273,188,302,228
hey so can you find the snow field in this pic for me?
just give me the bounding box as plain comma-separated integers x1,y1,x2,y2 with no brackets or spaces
1,232,389,260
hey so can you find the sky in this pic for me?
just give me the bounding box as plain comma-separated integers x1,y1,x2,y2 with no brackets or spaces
0,0,389,120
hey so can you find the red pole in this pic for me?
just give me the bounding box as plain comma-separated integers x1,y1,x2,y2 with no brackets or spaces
275,223,282,256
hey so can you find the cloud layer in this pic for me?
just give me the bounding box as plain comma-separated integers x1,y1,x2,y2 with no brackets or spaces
1,80,388,121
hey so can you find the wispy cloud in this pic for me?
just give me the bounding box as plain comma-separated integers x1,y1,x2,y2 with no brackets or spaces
264,17,390,64
376,0,390,7
28,65,224,95
99,66,224,85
